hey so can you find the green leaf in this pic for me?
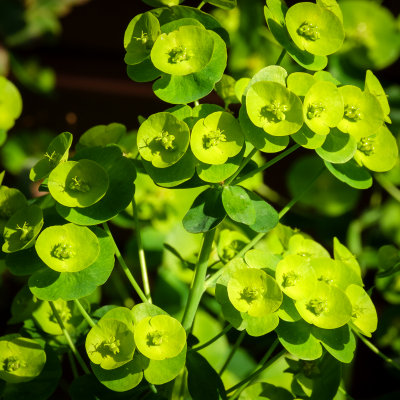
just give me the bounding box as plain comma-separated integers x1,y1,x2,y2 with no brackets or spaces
292,124,327,150
244,66,288,96
217,229,249,263
285,233,330,260
247,191,279,233
126,59,161,83
315,128,357,164
153,30,227,104
35,223,100,273
206,0,236,10
2,205,43,253
131,303,168,323
124,12,160,66
0,187,27,229
214,74,238,107
310,354,341,400
241,312,279,337
48,159,109,208
29,227,114,301
276,319,322,360
182,188,226,233
312,324,356,363
0,77,22,131
143,344,187,385
91,354,146,392
239,104,289,153
246,81,303,136
287,72,316,97
190,111,244,165
78,123,126,149
186,351,227,400
5,247,44,276
56,146,136,225
285,2,344,56
30,132,73,182
222,185,256,225
324,159,372,189
365,70,391,123
333,237,362,279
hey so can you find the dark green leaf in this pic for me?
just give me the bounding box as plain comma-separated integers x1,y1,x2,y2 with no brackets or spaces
222,185,256,225
324,159,372,189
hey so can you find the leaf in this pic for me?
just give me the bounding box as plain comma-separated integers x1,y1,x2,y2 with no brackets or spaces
183,188,226,233
186,351,227,400
126,59,161,83
276,319,322,360
310,354,341,400
222,185,256,225
244,65,288,96
324,159,372,189
5,247,44,276
78,123,126,149
206,0,236,10
247,191,279,233
29,227,115,301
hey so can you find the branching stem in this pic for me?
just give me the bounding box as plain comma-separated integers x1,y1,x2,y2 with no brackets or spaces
219,330,246,375
74,299,96,328
225,147,257,185
192,324,232,352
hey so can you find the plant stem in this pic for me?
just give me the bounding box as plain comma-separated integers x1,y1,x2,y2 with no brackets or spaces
49,301,90,375
227,340,282,397
74,299,96,328
68,351,79,379
192,324,232,352
354,330,400,371
132,199,152,302
233,144,300,185
102,222,149,303
205,164,324,288
339,385,355,400
219,330,246,375
275,49,287,66
197,1,206,10
181,229,216,331
375,173,400,203
225,147,257,185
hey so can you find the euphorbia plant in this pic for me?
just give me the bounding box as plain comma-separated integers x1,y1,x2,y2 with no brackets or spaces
0,0,399,399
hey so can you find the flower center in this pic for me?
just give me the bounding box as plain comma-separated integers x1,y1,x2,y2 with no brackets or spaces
344,105,363,122
357,136,375,156
261,101,289,122
100,336,121,355
297,22,320,41
203,129,226,149
44,150,60,165
155,130,176,151
352,305,366,319
282,272,298,288
307,103,325,119
168,46,190,64
52,243,75,260
147,331,164,347
240,287,259,304
306,298,327,316
3,357,26,372
68,176,90,193
15,221,32,242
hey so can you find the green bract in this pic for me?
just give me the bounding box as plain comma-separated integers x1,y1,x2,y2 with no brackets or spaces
364,70,391,123
86,318,135,370
246,81,303,136
134,315,186,360
48,159,109,208
190,111,244,164
354,125,398,172
78,123,126,149
0,336,46,383
303,81,343,135
137,112,190,168
124,12,161,66
346,284,377,337
2,205,43,253
0,77,22,131
285,2,344,56
35,223,100,273
151,25,214,76
337,85,384,140
30,132,73,182
295,281,352,329
0,186,25,228
227,268,282,317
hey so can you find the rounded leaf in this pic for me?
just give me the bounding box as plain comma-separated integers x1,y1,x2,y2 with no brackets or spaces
286,2,344,56
151,25,214,76
246,81,303,136
0,77,22,131
35,223,100,273
134,315,186,360
48,159,109,208
137,112,190,168
190,111,244,165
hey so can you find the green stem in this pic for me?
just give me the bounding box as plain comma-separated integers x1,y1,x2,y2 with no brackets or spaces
375,173,400,203
233,144,300,186
74,299,96,328
219,330,246,375
339,385,355,400
354,330,400,371
49,301,90,375
181,229,216,332
225,147,257,185
132,199,152,302
275,49,287,66
149,383,158,393
227,340,282,397
197,1,206,10
192,324,232,352
68,351,79,379
205,164,324,288
102,222,149,303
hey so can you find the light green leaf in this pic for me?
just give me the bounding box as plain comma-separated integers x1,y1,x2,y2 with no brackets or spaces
78,123,126,149
287,72,316,97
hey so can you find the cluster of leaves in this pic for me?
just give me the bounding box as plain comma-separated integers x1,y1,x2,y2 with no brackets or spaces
0,0,399,399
